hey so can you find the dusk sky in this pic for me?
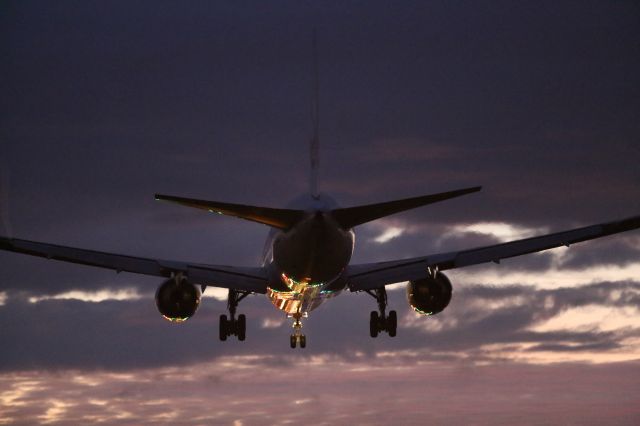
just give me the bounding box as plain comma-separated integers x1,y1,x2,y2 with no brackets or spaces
1,1,640,424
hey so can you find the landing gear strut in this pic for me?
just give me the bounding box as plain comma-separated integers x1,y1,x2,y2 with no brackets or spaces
366,287,397,338
289,313,307,349
219,289,249,341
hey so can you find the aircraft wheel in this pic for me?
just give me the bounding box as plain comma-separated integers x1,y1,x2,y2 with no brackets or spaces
290,335,297,349
370,311,379,338
237,314,246,341
388,310,397,337
219,314,228,341
299,335,306,348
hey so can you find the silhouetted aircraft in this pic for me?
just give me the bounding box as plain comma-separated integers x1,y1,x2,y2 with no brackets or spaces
3,145,640,350
2,38,639,348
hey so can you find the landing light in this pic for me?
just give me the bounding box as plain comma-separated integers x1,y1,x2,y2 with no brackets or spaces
281,273,323,289
411,307,435,316
161,315,191,323
267,286,300,295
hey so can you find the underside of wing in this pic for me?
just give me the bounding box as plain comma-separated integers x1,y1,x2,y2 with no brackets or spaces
0,237,268,294
347,214,640,291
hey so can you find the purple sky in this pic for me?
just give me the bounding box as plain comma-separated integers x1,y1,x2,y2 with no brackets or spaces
1,1,640,424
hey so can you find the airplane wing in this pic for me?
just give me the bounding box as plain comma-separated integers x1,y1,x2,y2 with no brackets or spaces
347,215,640,291
0,237,268,294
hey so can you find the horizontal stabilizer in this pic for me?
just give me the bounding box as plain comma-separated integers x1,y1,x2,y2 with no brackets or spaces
155,194,305,229
332,186,482,229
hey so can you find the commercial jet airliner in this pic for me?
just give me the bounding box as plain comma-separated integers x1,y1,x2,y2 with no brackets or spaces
2,42,640,348
2,146,640,349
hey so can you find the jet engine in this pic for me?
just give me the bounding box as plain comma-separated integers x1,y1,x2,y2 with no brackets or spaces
155,277,201,322
406,272,452,316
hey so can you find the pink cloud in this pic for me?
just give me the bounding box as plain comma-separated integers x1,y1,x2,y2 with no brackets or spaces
2,358,639,425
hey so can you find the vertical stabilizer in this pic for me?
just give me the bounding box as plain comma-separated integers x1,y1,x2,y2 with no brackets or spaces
0,168,12,238
310,30,320,199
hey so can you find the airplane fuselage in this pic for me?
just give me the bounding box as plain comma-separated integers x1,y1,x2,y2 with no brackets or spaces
262,194,354,315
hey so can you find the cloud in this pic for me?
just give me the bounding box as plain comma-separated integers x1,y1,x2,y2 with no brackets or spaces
2,357,640,425
453,262,640,289
371,225,405,244
401,281,640,363
27,288,143,304
1,281,639,371
444,221,550,242
559,237,640,269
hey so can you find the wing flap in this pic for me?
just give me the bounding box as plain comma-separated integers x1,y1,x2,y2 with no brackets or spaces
347,215,640,291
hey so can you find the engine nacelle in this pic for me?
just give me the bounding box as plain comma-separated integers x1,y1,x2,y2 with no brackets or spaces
406,272,453,316
155,277,201,323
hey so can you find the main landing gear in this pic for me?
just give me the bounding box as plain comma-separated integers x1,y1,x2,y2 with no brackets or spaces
219,289,249,341
289,313,307,349
366,287,397,338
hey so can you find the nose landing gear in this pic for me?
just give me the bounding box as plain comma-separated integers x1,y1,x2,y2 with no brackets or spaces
366,287,397,338
289,313,307,349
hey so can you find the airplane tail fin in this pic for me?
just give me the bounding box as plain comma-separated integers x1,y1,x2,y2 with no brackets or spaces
331,186,482,229
155,194,305,230
0,167,13,238
309,29,320,199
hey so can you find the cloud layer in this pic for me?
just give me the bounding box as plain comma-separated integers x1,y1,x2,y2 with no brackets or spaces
2,358,640,425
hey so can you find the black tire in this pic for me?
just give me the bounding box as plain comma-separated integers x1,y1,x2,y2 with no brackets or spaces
370,311,379,338
219,314,228,341
237,314,246,341
300,335,306,348
388,310,397,337
290,335,297,349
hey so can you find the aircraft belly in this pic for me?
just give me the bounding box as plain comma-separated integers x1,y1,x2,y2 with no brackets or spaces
267,285,340,315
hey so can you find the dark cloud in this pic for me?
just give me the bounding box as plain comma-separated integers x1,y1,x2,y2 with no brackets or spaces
1,280,638,371
1,1,639,227
559,237,640,269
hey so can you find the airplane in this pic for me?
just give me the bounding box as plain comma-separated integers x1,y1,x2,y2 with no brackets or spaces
2,41,640,349
2,142,640,349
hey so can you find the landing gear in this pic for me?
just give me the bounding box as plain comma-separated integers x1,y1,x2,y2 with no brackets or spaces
366,287,397,338
219,289,249,341
387,310,397,337
289,313,307,349
370,311,379,338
